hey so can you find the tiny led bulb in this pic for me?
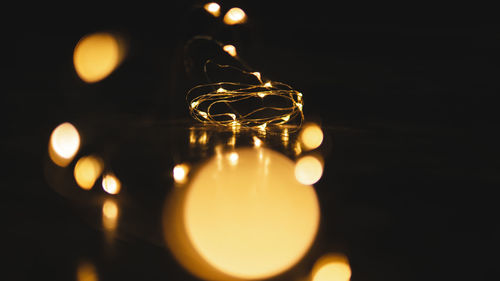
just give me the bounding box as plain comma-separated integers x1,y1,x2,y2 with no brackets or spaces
263,81,272,88
251,72,262,82
217,87,226,93
258,123,267,130
223,7,247,25
253,136,263,147
297,102,303,111
173,163,190,184
223,44,237,57
204,2,221,17
199,111,208,118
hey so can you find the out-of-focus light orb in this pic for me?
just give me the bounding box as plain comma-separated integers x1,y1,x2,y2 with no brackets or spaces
49,122,80,167
77,261,98,281
223,7,247,25
173,163,190,184
102,199,119,231
294,155,323,185
311,254,351,281
73,32,124,83
184,147,320,280
253,136,262,147
300,123,324,151
102,173,121,195
204,2,221,17
74,155,104,190
227,151,239,166
222,44,237,57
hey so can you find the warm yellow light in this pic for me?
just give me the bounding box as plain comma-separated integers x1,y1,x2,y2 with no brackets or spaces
198,131,208,144
263,81,272,87
199,111,208,119
183,147,320,279
217,87,226,93
222,44,237,57
282,128,289,147
223,7,247,25
227,135,236,147
231,121,241,133
253,136,262,147
102,173,121,195
257,122,267,131
73,32,125,83
297,102,303,111
74,155,104,190
300,123,324,150
311,254,351,281
102,199,119,231
257,92,267,98
251,72,262,82
189,129,197,145
77,261,98,281
227,151,239,166
204,2,221,17
294,140,302,155
173,163,190,184
49,122,80,167
295,155,323,185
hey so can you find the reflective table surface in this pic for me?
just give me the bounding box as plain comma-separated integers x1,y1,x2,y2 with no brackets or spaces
4,114,497,281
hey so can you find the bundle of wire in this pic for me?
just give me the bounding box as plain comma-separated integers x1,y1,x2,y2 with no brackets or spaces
186,63,304,131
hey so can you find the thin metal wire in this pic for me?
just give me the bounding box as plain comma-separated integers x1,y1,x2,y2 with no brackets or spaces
186,60,304,132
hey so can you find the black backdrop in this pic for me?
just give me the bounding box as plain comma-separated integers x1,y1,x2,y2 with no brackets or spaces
3,2,499,281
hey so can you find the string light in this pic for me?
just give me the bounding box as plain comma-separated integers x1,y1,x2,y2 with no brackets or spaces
223,7,247,25
222,44,237,57
203,2,221,17
186,62,304,132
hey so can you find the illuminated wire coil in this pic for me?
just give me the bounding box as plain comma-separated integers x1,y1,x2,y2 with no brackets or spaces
187,69,304,130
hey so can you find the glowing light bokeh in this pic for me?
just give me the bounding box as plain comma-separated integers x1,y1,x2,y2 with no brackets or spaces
204,2,221,17
77,261,98,281
73,32,125,83
173,163,190,184
253,136,262,147
74,155,104,190
294,155,324,185
223,7,247,25
102,173,121,195
198,131,208,145
182,147,320,280
49,122,80,167
102,199,119,231
300,123,324,150
227,151,239,166
222,44,237,57
311,254,351,281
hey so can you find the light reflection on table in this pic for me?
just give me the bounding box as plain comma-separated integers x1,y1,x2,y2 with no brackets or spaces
43,119,347,281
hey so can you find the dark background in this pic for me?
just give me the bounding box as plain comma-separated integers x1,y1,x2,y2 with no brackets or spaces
3,1,498,280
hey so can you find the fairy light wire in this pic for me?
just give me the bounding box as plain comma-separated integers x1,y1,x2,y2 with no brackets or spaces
186,54,304,130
